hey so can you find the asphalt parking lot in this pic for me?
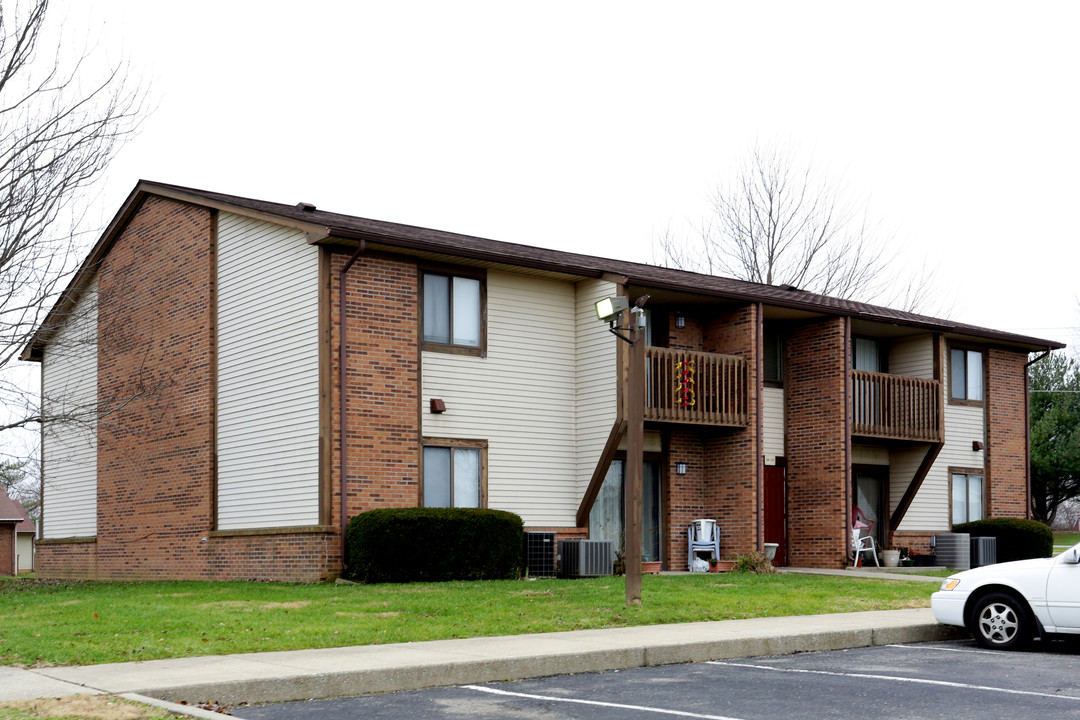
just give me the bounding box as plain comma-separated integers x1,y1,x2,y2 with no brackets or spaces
232,639,1080,720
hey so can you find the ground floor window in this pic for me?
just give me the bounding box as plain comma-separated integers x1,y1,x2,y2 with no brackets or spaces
951,470,984,525
422,440,487,508
588,459,662,562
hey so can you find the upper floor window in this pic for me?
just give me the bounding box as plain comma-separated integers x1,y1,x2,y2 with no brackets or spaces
422,270,485,355
422,440,486,508
950,347,984,404
853,337,886,373
763,326,784,384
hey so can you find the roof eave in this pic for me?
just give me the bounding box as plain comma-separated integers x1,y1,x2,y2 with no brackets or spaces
21,180,1066,360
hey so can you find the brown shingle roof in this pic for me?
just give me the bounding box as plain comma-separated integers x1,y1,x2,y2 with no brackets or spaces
21,180,1065,360
0,486,33,532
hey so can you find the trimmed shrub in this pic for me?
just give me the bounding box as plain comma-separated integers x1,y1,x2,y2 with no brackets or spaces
346,507,524,583
952,518,1053,563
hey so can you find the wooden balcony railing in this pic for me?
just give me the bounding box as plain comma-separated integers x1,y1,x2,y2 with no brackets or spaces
851,369,943,442
644,347,749,427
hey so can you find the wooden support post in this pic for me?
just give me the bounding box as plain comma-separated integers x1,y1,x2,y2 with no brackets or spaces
625,315,645,606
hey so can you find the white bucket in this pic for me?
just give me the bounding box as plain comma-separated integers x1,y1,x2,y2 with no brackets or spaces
693,519,716,542
882,550,900,567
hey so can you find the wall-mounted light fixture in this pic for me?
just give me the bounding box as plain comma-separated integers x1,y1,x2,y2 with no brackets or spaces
595,295,629,322
595,295,648,344
674,313,686,329
675,462,688,475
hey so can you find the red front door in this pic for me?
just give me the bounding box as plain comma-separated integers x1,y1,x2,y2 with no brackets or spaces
764,465,787,566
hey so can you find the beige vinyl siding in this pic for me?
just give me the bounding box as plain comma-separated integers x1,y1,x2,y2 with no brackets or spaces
423,271,581,526
889,335,934,378
853,445,889,465
574,279,618,498
41,277,98,538
216,213,320,530
762,387,784,458
889,444,928,524
896,354,984,532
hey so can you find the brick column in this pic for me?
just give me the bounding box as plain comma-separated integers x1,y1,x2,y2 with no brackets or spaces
785,317,848,568
93,196,217,579
330,252,421,562
986,348,1029,518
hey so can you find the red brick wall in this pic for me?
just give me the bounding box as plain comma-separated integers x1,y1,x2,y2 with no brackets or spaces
84,196,217,579
785,318,849,568
703,306,760,560
661,305,760,567
330,252,421,570
527,526,587,542
665,429,705,567
0,525,13,575
34,539,97,578
207,532,334,581
39,198,344,582
986,348,1029,518
668,315,703,351
891,531,934,557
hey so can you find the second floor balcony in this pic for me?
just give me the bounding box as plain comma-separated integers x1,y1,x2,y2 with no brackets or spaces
851,369,943,442
644,347,749,427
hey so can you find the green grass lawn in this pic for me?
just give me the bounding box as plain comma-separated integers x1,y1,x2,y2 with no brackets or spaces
0,573,934,667
901,567,954,578
1054,532,1080,550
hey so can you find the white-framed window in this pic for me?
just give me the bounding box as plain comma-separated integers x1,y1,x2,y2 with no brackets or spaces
951,471,984,525
949,347,984,404
422,440,486,508
422,270,484,354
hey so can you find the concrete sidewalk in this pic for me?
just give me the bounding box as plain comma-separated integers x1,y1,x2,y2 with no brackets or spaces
1,607,962,711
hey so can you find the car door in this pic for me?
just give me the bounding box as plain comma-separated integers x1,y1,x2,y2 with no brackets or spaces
1045,553,1080,631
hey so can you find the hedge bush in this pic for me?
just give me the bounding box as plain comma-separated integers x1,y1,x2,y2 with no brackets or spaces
345,507,524,583
952,518,1053,563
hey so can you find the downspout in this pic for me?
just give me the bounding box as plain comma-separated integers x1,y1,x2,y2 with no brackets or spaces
1024,348,1053,519
843,316,852,565
755,302,764,551
338,242,366,568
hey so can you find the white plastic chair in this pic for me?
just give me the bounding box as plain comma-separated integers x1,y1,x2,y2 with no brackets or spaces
852,507,880,567
687,520,720,570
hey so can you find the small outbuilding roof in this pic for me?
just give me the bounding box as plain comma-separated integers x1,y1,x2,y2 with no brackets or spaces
0,486,34,532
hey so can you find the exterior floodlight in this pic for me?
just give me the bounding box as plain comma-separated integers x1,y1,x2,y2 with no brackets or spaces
595,296,629,322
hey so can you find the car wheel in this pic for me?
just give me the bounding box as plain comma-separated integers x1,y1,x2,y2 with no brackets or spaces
970,592,1030,650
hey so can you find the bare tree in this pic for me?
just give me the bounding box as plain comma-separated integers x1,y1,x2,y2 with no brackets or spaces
1,455,38,521
0,0,145,444
658,142,940,312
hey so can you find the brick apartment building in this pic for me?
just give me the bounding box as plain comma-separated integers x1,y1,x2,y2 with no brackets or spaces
22,181,1064,581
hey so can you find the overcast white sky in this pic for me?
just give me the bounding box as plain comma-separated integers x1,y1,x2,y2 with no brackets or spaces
67,1,1079,348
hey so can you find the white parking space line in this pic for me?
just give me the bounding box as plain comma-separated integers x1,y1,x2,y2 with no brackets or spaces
706,661,1080,701
885,643,1006,655
463,685,747,720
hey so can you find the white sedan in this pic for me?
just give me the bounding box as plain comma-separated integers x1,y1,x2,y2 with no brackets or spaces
931,544,1080,649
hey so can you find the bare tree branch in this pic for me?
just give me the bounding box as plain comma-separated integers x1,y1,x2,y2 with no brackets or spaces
0,0,148,455
659,141,945,313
